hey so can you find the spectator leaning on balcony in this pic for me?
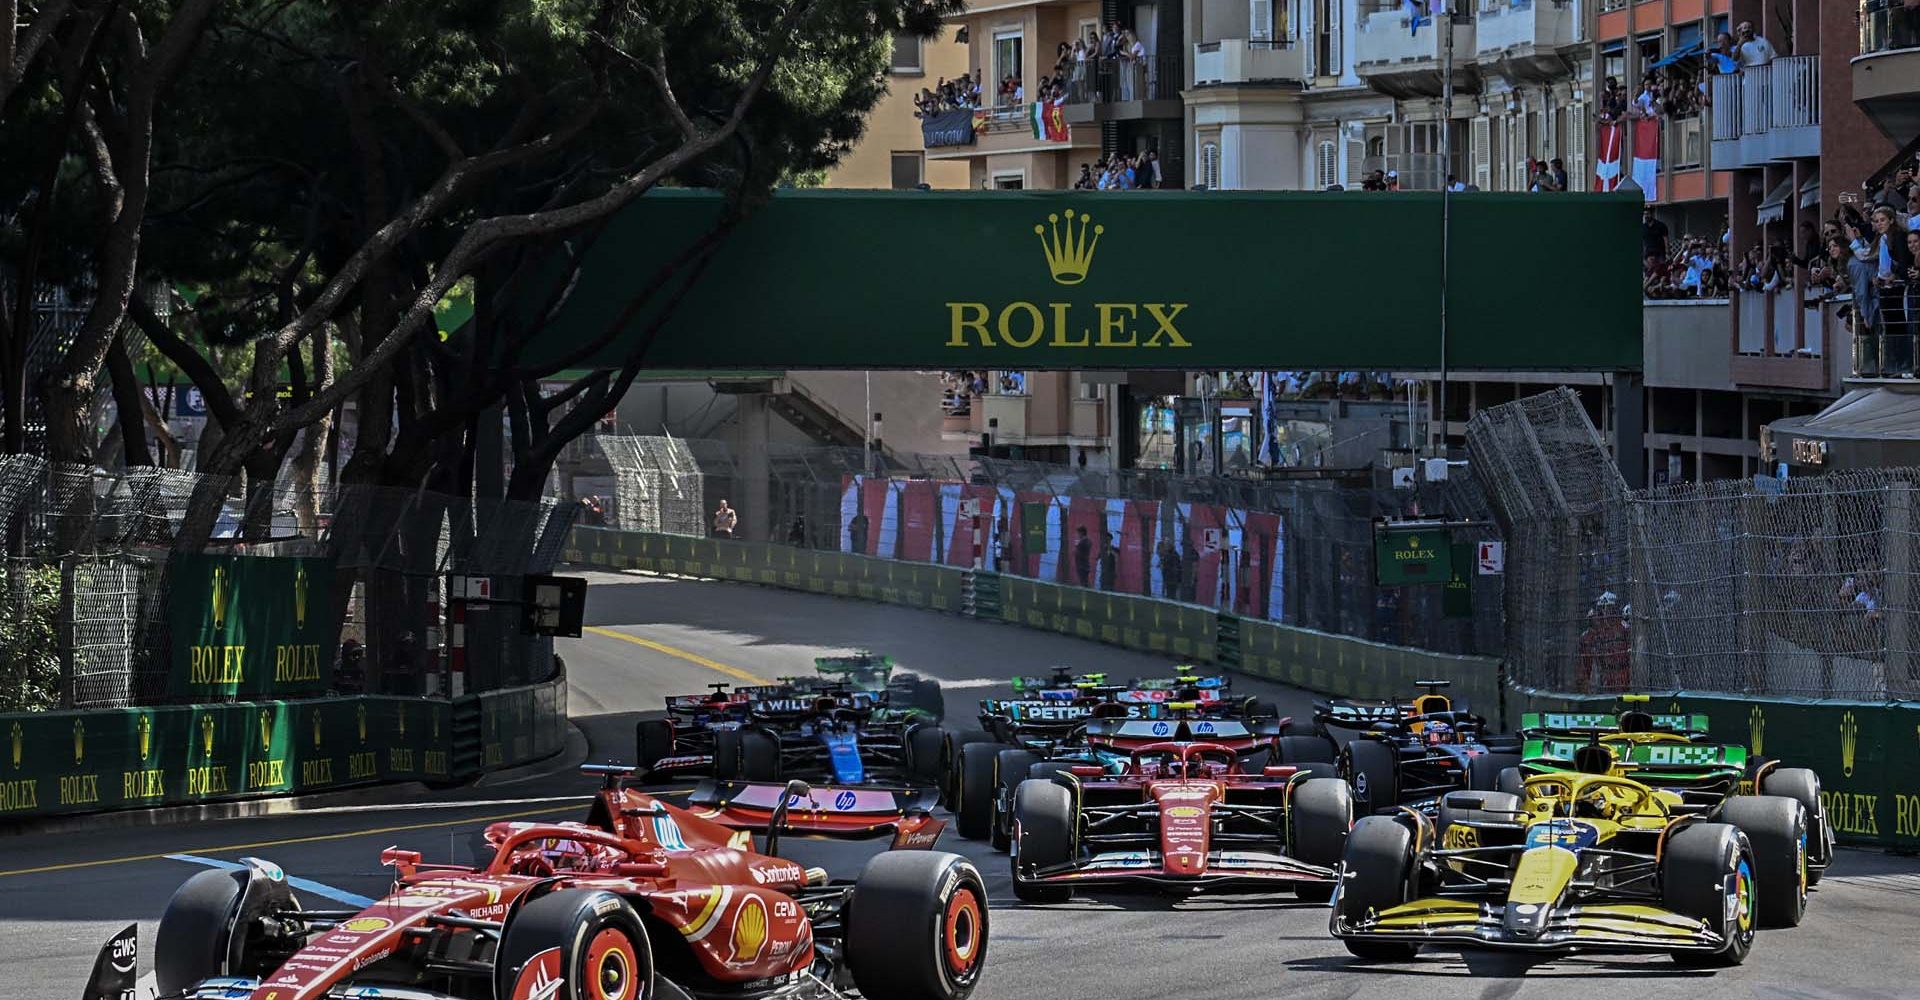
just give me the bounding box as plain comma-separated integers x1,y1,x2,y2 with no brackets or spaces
1709,33,1739,74
1735,21,1776,68
1598,77,1628,123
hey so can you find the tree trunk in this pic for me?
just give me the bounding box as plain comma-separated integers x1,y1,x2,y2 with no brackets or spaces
104,331,153,467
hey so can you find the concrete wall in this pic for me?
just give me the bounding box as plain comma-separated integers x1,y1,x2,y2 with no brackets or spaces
1644,299,1734,391
787,370,970,457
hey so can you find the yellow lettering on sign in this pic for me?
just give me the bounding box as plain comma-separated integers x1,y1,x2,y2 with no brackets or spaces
186,766,231,796
190,645,246,685
1047,303,1088,347
1822,790,1881,836
246,760,287,790
1143,303,1191,347
123,769,165,799
348,751,380,780
946,303,993,347
301,758,335,787
1094,303,1138,347
1896,794,1920,839
274,644,323,682
58,773,100,805
997,302,1045,348
389,748,415,773
0,779,37,811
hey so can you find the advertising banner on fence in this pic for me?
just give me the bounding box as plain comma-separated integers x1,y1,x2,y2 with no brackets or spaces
168,555,341,699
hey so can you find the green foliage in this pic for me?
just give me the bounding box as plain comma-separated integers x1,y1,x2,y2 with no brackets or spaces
0,565,62,712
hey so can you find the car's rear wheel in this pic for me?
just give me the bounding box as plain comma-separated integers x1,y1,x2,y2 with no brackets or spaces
1466,752,1520,793
635,720,673,773
1760,766,1831,883
1275,734,1338,765
908,724,949,785
1011,780,1075,903
1337,816,1420,962
1343,740,1400,815
714,729,742,779
942,729,993,807
1289,777,1353,902
737,730,781,782
1663,822,1755,966
496,889,654,1000
847,851,988,1000
1721,795,1807,928
992,750,1040,852
912,678,947,722
954,742,999,840
1496,766,1524,798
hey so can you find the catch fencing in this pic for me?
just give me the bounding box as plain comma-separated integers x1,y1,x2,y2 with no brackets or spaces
1469,388,1920,701
0,455,576,711
581,435,1503,658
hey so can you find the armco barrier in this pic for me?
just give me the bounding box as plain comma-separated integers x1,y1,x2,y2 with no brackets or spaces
1508,686,1920,851
1234,618,1502,716
0,674,566,821
995,576,1216,661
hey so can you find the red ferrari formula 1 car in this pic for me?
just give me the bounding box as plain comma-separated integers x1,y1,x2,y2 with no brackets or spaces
84,774,988,1000
1007,735,1354,903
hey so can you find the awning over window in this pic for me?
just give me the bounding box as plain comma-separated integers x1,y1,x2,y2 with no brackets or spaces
1800,169,1821,210
1650,42,1705,69
1757,177,1794,225
1769,389,1920,469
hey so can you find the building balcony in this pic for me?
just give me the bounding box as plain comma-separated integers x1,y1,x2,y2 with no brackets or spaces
921,103,1099,158
1731,289,1844,392
1855,0,1920,140
1849,288,1920,383
1708,56,1821,168
1061,54,1185,124
1356,8,1480,99
1192,39,1307,86
1473,0,1578,83
966,389,1108,445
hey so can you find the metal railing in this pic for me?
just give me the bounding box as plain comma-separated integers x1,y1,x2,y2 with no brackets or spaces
1067,53,1184,103
1862,0,1920,54
1855,288,1920,378
1710,73,1741,140
1718,56,1821,138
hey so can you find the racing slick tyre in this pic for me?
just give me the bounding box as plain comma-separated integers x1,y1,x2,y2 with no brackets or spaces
1495,766,1524,798
1027,760,1081,785
496,889,654,1000
736,730,782,782
1760,766,1831,883
1336,816,1420,962
1662,822,1756,967
1274,734,1337,765
847,851,989,1000
714,729,742,779
909,724,950,786
942,728,993,808
1466,752,1521,793
991,750,1041,853
1435,791,1521,851
1720,795,1808,928
1288,777,1354,902
155,868,298,993
1011,780,1076,903
955,742,1001,840
635,720,673,773
1342,740,1400,815
912,677,948,722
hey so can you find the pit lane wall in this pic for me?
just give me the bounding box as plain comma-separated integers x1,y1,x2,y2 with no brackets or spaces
0,677,566,820
569,526,1920,850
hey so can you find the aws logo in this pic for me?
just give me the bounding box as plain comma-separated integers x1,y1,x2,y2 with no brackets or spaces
945,211,1189,352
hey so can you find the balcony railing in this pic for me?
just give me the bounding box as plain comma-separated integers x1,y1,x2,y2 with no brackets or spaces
1065,54,1183,104
1193,39,1305,85
1707,56,1821,166
1475,0,1576,57
1356,8,1476,68
1855,289,1920,379
1862,0,1920,55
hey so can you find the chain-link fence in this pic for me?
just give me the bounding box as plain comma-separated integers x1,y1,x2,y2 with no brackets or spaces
581,435,1503,657
1470,388,1920,701
0,455,576,711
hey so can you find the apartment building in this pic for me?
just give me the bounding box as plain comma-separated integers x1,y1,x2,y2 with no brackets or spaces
826,29,974,189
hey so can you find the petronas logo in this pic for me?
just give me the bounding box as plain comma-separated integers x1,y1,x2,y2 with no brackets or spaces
1749,706,1765,759
73,719,85,765
294,564,309,628
1840,711,1859,778
137,714,152,761
259,710,274,754
200,714,216,757
211,564,230,630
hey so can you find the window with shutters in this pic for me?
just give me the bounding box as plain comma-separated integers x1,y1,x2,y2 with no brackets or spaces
1250,0,1273,41
1471,117,1492,191
1201,141,1221,190
1316,140,1337,189
889,33,922,74
1317,0,1339,76
890,152,923,190
1569,104,1589,188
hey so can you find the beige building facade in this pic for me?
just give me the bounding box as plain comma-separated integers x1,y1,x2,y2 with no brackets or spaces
826,29,973,189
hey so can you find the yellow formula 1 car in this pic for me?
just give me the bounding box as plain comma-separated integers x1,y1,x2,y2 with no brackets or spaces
1331,745,1808,966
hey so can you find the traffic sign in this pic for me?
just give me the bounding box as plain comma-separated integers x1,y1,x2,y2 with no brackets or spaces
1477,541,1505,575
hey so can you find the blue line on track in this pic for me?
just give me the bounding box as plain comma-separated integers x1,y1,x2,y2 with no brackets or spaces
164,853,378,908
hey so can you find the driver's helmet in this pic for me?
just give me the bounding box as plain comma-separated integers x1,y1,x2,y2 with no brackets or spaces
1423,720,1454,746
811,696,839,715
1575,789,1614,820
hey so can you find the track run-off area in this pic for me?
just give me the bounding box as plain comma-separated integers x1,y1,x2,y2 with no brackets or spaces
6,571,1920,1000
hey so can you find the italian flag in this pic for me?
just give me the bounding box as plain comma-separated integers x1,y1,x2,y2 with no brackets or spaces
1030,100,1069,142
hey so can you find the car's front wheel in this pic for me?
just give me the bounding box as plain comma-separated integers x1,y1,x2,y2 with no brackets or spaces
846,851,989,1000
495,889,654,1000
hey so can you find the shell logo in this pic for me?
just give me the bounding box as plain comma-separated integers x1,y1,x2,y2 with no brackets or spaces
340,917,393,933
1165,806,1203,819
729,895,769,965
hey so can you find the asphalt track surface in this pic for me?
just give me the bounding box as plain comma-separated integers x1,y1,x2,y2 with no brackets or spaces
7,570,1920,1000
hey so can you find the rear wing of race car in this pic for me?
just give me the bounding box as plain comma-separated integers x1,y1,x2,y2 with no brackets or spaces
1313,700,1408,730
1518,711,1710,737
1523,735,1746,770
685,779,947,849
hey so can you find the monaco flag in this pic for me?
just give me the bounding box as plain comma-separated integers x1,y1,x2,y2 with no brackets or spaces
1593,122,1622,192
1629,117,1660,202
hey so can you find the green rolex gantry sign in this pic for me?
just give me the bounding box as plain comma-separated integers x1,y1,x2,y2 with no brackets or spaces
168,554,340,698
1375,527,1452,586
520,189,1644,373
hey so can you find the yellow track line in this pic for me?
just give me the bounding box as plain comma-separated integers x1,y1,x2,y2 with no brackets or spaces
582,626,771,685
0,803,572,878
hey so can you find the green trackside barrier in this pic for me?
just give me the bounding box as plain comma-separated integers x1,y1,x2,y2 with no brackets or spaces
1507,685,1920,850
0,673,566,821
1234,617,1502,716
995,576,1216,661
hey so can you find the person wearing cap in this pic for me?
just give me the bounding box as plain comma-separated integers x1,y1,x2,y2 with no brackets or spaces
1386,169,1400,191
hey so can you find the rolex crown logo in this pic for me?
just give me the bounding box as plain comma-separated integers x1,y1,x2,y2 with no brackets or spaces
1748,705,1765,759
137,714,152,761
259,709,273,754
1034,209,1103,286
1840,710,1859,778
294,564,309,629
8,722,19,769
211,564,230,631
201,714,216,757
312,710,323,749
73,719,85,765
397,705,407,739
356,703,368,744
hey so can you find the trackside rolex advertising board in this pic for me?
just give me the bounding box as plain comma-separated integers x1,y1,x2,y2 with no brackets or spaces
168,555,340,698
518,190,1644,372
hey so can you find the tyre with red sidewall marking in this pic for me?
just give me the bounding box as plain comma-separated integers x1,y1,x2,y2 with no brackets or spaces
847,851,989,1000
496,889,654,1000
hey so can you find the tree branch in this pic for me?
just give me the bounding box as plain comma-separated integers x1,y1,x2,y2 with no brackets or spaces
127,289,244,428
1,0,73,109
